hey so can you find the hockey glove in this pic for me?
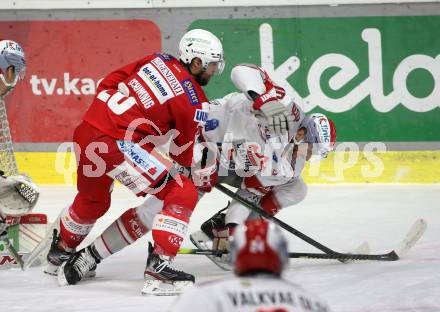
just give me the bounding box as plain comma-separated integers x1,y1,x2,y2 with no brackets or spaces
0,174,39,217
252,88,294,137
192,162,217,193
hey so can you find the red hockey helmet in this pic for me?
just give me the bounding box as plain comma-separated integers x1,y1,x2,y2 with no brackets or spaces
230,219,288,276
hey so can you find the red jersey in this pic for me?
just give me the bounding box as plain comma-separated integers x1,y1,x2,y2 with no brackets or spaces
83,53,208,166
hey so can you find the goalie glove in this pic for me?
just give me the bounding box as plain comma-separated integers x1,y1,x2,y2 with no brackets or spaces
0,173,39,217
252,87,295,137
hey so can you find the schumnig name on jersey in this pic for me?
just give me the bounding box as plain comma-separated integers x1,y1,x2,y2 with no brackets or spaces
226,290,329,312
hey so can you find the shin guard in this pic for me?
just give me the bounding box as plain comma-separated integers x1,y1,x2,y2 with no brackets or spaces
151,205,192,257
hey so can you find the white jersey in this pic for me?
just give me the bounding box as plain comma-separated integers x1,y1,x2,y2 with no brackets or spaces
172,275,331,312
202,64,308,190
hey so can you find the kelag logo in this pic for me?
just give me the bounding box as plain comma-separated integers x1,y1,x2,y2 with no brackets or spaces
195,16,440,141
257,23,440,114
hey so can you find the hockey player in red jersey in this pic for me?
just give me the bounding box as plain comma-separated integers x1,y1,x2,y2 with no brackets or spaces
43,62,329,293
172,219,332,312
44,29,227,292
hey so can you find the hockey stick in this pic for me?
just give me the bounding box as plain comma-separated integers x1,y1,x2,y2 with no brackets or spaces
1,238,24,269
215,184,427,261
181,218,426,261
179,248,395,261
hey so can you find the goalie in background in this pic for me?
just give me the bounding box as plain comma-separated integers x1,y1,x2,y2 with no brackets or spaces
0,39,26,97
0,39,40,252
172,219,332,312
0,171,40,248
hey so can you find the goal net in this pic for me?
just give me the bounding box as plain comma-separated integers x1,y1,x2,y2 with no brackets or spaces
0,96,18,176
0,96,48,269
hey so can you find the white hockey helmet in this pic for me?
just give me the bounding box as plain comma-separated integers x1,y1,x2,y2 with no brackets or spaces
230,219,288,276
179,29,225,75
0,39,26,95
302,113,336,160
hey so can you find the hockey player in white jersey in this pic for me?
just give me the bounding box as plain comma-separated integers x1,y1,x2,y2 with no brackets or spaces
172,219,332,312
190,64,336,269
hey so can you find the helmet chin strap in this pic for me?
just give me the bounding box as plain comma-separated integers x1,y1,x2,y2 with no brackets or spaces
0,74,18,96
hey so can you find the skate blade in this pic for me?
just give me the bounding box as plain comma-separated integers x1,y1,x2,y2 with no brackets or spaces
57,261,70,286
141,280,193,296
44,262,59,276
190,231,232,271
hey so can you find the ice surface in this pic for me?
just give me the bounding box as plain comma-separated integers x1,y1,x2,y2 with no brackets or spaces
1,184,439,312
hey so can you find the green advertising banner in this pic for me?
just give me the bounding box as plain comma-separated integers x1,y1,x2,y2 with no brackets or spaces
190,16,440,142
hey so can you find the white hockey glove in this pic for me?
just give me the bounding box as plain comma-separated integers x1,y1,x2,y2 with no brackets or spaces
0,174,39,217
192,162,218,193
252,87,294,137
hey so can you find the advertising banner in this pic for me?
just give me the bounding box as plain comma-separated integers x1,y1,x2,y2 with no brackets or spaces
192,16,440,142
0,20,161,142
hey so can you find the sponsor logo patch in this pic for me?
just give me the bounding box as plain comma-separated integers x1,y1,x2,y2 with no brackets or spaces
319,118,330,143
194,109,208,123
153,215,188,237
107,162,152,194
127,78,154,109
151,57,184,96
137,63,174,104
205,119,219,131
154,53,174,62
116,141,167,180
182,79,200,106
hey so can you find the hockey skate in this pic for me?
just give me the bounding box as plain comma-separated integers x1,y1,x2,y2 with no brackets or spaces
57,245,100,286
142,242,194,296
44,229,74,275
190,211,232,271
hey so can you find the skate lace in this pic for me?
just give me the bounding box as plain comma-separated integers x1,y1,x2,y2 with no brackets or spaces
73,250,95,278
154,257,182,274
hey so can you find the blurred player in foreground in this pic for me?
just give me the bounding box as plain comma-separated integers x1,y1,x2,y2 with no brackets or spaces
172,219,332,312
